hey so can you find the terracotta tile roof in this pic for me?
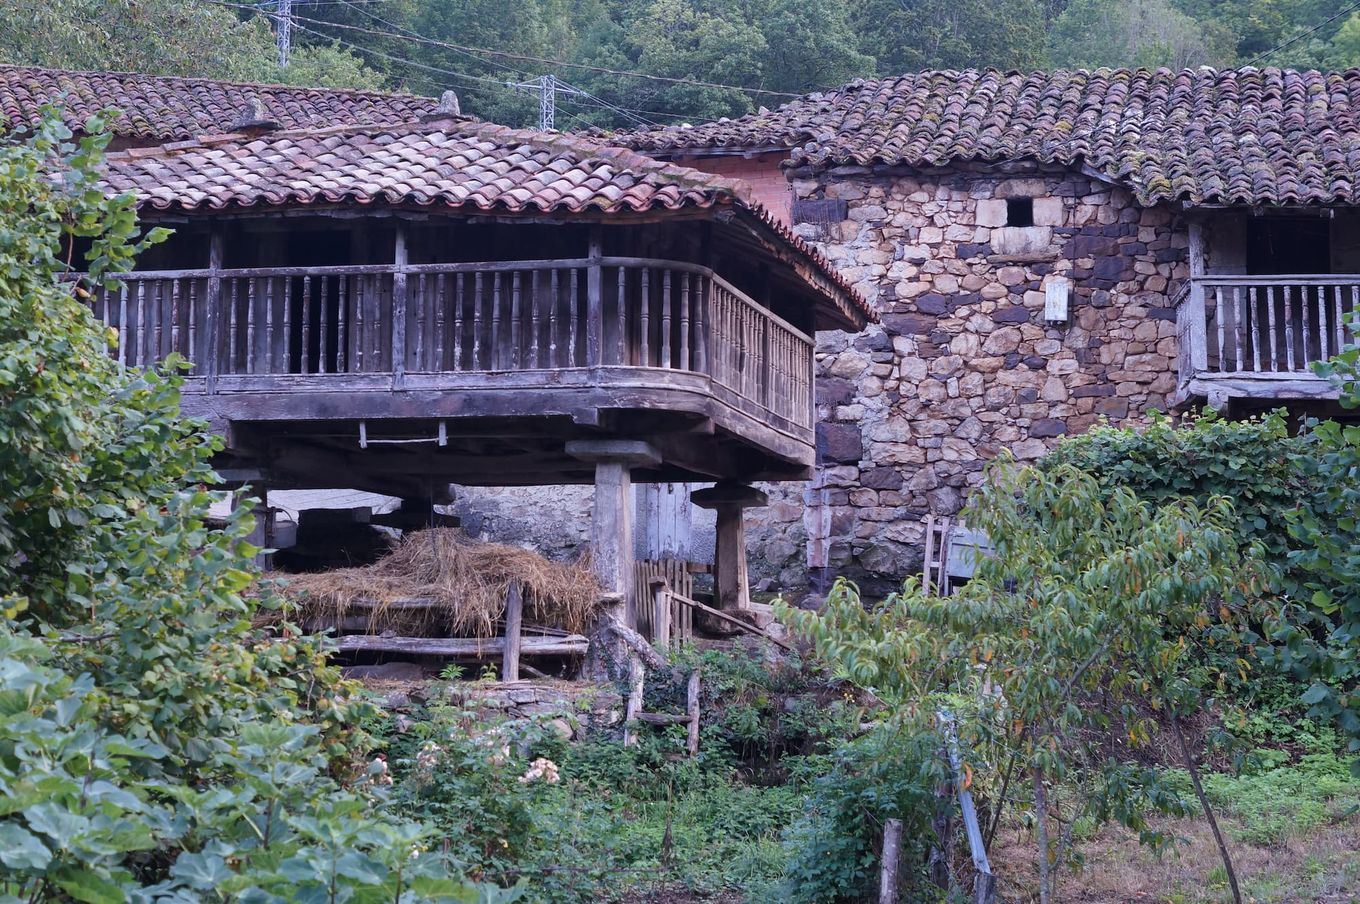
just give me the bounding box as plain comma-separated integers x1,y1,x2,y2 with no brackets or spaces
0,64,441,140
616,67,1360,207
97,119,873,325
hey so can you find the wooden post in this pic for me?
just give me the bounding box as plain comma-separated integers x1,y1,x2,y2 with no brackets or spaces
392,223,408,388
586,226,603,367
622,656,643,747
205,229,223,393
653,583,671,651
1187,220,1209,374
567,440,661,626
685,670,700,756
879,818,903,904
502,580,523,682
691,483,768,612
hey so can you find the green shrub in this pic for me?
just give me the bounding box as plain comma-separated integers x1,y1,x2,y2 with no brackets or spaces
1040,410,1305,568
0,113,496,902
770,723,945,904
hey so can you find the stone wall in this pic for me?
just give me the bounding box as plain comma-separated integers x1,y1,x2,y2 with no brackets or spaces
446,164,1191,594
743,164,1189,588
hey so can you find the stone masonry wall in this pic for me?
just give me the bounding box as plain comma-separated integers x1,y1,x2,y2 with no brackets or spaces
743,165,1189,588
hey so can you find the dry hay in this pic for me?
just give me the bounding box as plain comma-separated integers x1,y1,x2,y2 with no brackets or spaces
279,529,601,638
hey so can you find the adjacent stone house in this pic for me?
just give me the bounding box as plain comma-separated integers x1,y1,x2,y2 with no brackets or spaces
622,67,1360,587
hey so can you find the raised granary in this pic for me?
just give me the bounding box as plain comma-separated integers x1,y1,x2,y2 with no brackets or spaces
83,113,872,620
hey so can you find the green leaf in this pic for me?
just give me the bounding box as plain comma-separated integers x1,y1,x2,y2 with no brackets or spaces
1301,683,1331,706
52,866,127,904
0,823,53,870
24,802,88,848
170,850,232,890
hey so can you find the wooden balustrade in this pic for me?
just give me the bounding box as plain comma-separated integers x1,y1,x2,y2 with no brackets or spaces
82,257,814,430
1181,276,1359,376
1176,275,1358,403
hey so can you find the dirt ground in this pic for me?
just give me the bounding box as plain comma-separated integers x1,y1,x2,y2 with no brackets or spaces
991,816,1360,903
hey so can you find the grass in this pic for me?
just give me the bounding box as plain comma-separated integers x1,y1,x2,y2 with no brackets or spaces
990,753,1360,904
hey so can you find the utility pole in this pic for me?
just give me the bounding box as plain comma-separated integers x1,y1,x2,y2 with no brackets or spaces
275,0,292,69
505,74,582,131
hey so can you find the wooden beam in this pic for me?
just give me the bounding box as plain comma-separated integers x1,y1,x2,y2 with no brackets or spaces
685,669,700,756
332,634,587,657
501,581,523,682
586,226,603,367
668,591,793,652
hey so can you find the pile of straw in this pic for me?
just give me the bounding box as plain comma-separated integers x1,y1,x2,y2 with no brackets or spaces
281,529,601,638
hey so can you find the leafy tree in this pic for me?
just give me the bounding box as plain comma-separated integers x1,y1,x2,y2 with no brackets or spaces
0,0,383,90
753,0,873,96
1048,0,1236,68
852,0,1047,73
1271,315,1360,772
1321,11,1360,66
0,113,497,901
1040,411,1305,571
782,459,1260,903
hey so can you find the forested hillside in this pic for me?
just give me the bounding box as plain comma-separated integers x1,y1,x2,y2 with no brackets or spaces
5,0,1360,129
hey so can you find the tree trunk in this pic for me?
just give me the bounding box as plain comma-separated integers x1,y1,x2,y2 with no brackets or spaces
1168,706,1243,904
1033,767,1050,904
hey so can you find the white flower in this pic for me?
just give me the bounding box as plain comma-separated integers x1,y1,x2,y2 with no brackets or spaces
518,757,560,785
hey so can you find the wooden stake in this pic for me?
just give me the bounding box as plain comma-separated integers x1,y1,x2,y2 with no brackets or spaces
501,580,523,682
622,657,643,747
879,817,903,904
653,583,671,651
685,670,700,757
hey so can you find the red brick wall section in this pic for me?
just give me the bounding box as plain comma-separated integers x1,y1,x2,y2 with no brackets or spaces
674,152,793,225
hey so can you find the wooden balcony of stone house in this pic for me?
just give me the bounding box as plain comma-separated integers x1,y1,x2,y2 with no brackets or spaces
1175,213,1360,414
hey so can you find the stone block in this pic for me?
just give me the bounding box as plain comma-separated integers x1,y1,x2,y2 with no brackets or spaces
1032,196,1064,226
882,313,935,336
861,467,904,490
995,178,1047,199
976,198,1008,227
982,327,1023,355
1030,418,1067,438
991,226,1054,256
817,377,858,406
816,422,863,464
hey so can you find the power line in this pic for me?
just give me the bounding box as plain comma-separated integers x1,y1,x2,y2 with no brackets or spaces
223,0,802,99
1247,0,1360,66
224,0,699,126
332,0,536,81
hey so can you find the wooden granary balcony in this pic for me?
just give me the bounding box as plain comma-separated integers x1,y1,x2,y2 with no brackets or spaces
1176,275,1357,408
85,255,817,484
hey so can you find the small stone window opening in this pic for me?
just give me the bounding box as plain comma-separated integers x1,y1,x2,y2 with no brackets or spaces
1007,197,1035,227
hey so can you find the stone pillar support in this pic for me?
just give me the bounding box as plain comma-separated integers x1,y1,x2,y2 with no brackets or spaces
567,440,661,626
691,482,768,612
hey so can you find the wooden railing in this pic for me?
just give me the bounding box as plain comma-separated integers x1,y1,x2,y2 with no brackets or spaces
82,257,813,430
1179,276,1359,382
